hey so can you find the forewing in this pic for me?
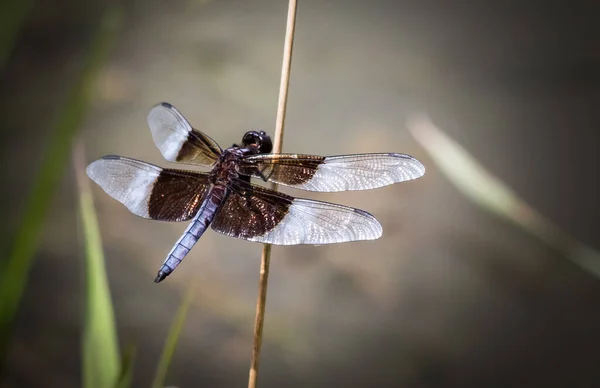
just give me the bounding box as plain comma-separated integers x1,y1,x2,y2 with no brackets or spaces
86,156,211,221
240,153,425,192
147,102,222,166
211,181,382,245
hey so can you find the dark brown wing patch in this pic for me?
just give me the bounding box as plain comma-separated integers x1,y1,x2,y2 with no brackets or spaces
211,181,292,240
176,128,224,165
239,154,324,185
148,169,212,221
86,156,212,222
239,152,426,192
210,179,384,245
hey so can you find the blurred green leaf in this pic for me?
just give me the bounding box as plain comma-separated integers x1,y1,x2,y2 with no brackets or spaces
114,342,137,388
152,286,195,388
408,115,600,278
74,140,121,388
0,4,122,371
0,0,33,69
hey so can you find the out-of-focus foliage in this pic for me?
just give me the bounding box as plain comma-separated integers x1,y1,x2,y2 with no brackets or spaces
75,141,121,388
409,116,600,278
0,4,122,370
115,343,137,388
152,286,196,388
0,0,33,69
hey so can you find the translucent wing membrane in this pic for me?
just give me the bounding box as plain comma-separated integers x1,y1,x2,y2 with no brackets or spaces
147,102,222,166
239,153,425,192
211,180,382,245
86,156,211,221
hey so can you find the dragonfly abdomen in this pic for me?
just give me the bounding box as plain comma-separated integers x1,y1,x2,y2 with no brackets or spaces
154,186,226,283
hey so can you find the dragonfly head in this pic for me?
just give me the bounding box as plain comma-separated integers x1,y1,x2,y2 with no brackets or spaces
242,130,272,154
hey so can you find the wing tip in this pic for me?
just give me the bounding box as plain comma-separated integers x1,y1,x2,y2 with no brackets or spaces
148,101,182,122
353,207,374,218
102,154,121,160
86,156,127,185
148,101,191,131
147,102,189,161
85,158,105,181
353,208,384,240
388,152,426,179
149,101,175,111
411,158,426,178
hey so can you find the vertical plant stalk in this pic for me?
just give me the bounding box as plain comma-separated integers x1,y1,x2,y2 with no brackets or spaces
151,285,196,388
74,140,121,388
248,1,298,387
0,5,122,369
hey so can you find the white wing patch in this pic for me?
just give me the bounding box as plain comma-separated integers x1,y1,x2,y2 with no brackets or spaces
251,199,383,245
147,102,194,162
297,153,425,192
86,156,160,218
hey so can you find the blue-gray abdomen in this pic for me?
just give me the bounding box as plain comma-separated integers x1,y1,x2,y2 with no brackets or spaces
154,186,227,282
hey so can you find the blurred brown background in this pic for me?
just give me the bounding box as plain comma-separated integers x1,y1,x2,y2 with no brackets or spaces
1,0,600,387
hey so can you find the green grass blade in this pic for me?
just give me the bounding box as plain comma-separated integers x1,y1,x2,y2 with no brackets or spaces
74,141,121,388
152,286,195,388
408,115,600,278
114,342,137,388
0,0,34,69
0,5,123,369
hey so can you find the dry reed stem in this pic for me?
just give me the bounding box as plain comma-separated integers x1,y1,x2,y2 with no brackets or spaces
248,1,298,387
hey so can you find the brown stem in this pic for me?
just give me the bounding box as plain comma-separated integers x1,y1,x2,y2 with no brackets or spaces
248,1,298,387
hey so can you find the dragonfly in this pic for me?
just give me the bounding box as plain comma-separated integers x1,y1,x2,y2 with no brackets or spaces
87,102,425,282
